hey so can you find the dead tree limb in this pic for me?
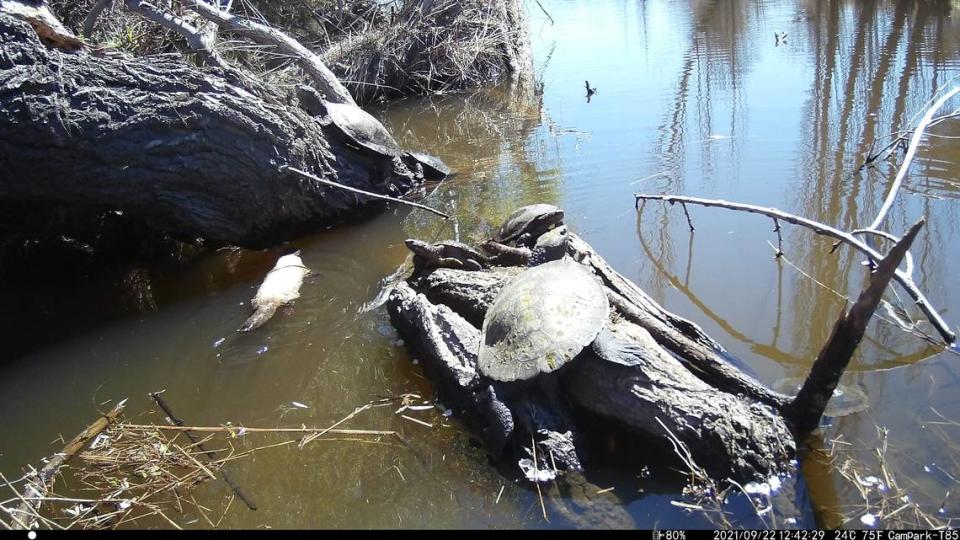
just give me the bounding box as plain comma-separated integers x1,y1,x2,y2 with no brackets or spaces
122,0,226,68
12,402,126,529
0,14,419,247
867,87,960,231
148,392,257,511
81,0,113,38
634,193,955,344
184,0,357,106
786,219,925,434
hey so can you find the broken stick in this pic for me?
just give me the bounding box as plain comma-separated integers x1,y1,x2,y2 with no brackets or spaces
148,392,257,511
786,219,925,434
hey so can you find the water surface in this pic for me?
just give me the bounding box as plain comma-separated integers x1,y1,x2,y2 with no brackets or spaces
3,0,960,528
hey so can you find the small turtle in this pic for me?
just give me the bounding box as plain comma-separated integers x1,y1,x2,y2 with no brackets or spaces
478,259,634,383
403,151,451,181
405,239,488,277
482,225,569,267
494,204,564,247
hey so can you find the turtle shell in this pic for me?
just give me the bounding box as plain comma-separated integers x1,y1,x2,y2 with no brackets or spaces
326,102,403,157
495,204,564,244
478,259,609,382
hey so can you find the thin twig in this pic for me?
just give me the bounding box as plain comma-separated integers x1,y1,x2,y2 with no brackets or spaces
283,166,450,218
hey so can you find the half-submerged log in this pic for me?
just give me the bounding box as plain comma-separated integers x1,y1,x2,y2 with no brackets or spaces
0,13,422,248
388,233,797,482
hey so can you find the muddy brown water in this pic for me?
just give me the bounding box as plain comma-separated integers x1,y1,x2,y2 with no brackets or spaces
2,0,960,529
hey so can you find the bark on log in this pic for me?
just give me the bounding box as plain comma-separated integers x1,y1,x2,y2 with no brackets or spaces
0,14,420,248
387,244,797,482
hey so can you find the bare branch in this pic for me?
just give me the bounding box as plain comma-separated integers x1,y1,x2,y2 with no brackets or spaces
184,0,357,106
82,0,113,38
867,86,960,231
122,0,226,69
634,193,955,344
283,166,450,219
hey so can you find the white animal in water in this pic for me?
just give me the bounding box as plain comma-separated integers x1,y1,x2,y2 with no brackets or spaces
239,251,309,332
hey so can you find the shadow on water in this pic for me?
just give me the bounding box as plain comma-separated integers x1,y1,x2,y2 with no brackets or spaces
3,0,960,529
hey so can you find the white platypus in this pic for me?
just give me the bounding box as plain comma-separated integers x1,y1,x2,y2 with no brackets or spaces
238,251,309,332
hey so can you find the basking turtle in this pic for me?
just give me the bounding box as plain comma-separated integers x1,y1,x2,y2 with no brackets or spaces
478,259,628,383
323,101,404,157
405,239,488,277
494,204,564,247
403,151,451,181
483,225,569,267
295,86,449,179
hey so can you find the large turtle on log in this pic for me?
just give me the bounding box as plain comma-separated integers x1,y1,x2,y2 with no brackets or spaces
479,259,622,382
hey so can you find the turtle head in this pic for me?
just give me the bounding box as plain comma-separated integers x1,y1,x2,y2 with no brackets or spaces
404,238,434,257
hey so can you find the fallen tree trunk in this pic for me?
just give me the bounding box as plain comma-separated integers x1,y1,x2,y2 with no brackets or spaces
0,13,420,248
387,236,797,482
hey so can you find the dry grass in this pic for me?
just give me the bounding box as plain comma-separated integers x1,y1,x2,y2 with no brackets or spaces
48,0,528,105
0,399,405,530
817,421,957,530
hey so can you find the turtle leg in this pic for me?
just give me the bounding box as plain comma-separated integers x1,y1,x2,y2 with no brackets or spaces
590,327,646,367
411,254,432,278
437,257,465,270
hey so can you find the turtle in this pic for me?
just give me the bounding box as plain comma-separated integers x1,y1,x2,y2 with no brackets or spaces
482,225,569,267
494,204,564,247
478,259,628,383
405,239,488,277
295,86,450,179
403,151,452,181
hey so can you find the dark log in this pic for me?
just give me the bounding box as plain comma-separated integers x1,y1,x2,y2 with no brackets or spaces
566,233,792,411
0,14,420,248
388,249,796,481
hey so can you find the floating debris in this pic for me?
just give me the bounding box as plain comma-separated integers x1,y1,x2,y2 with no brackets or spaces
860,513,878,527
213,337,226,348
291,401,309,409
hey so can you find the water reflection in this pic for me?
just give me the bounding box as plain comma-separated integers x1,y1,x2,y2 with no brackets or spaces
2,0,960,529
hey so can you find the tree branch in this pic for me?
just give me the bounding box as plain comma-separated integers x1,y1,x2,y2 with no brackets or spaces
787,219,925,434
634,193,955,344
184,0,357,106
867,86,960,231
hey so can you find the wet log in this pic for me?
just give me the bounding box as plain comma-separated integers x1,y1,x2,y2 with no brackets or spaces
0,14,420,248
387,241,797,482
